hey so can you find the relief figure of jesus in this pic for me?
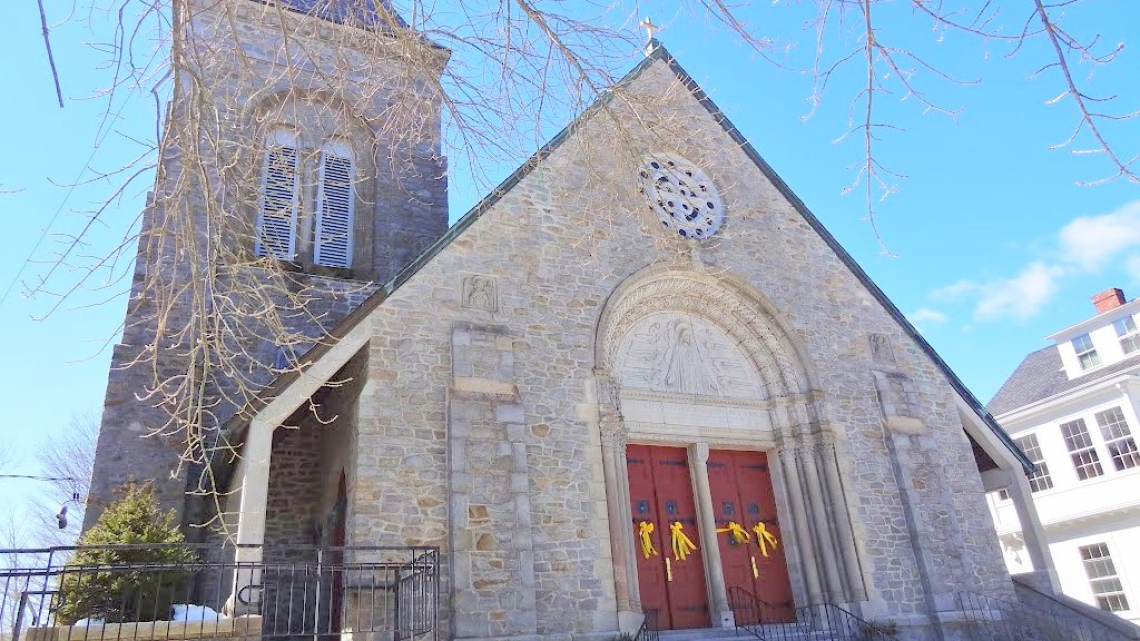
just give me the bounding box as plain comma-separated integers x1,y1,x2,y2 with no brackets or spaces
664,324,719,395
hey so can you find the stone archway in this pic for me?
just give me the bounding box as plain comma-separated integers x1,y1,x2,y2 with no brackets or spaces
592,267,867,631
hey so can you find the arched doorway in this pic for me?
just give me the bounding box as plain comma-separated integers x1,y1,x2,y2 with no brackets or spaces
594,268,866,631
612,309,795,629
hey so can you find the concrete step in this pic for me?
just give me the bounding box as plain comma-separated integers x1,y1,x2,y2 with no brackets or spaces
658,628,739,641
658,626,837,641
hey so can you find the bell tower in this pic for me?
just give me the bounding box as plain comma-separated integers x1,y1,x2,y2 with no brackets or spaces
85,0,449,531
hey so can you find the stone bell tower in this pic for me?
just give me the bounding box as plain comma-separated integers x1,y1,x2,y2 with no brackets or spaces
85,0,449,531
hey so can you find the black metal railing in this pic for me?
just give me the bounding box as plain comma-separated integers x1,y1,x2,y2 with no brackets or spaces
1,544,439,641
727,587,896,640
635,608,659,641
955,590,1126,641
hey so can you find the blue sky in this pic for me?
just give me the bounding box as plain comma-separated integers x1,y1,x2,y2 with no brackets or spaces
1,1,1138,539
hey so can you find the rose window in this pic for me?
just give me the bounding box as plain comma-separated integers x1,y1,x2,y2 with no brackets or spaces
638,157,725,239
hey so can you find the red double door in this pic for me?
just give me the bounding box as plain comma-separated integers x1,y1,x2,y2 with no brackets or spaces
706,450,794,623
627,445,794,630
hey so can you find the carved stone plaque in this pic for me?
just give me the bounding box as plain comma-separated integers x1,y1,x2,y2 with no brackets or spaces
869,333,895,365
462,275,498,312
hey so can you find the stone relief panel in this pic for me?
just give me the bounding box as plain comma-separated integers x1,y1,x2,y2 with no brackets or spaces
462,274,498,311
869,333,895,365
613,312,763,399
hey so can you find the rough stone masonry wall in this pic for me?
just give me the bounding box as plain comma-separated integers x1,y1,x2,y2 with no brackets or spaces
350,55,1013,641
448,324,539,639
263,425,323,552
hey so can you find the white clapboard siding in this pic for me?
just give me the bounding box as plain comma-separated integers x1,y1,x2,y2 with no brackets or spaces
255,131,299,260
314,144,355,268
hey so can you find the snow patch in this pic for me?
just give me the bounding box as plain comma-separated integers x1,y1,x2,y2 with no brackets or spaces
170,604,225,622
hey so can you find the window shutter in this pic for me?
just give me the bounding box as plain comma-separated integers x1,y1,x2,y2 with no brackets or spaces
255,133,299,260
314,146,355,268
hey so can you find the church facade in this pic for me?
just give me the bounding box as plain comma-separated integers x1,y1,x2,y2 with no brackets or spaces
85,2,1077,640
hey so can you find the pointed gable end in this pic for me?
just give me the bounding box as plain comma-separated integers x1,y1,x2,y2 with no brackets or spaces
224,41,1030,474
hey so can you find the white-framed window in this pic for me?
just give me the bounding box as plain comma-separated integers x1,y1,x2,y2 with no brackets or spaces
1095,406,1140,472
1079,543,1131,613
1017,434,1053,492
1061,418,1105,480
1114,316,1140,355
255,129,300,260
314,141,355,269
1072,333,1101,370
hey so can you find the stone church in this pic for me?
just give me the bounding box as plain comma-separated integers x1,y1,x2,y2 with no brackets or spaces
85,1,1088,640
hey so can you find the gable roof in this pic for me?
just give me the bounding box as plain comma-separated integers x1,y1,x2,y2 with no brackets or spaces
258,0,408,29
989,346,1140,416
226,41,1033,473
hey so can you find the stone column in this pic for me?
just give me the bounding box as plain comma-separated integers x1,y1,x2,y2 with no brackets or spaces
818,437,866,600
596,373,642,633
228,417,274,615
797,439,843,599
777,444,824,603
1006,469,1061,593
688,443,734,628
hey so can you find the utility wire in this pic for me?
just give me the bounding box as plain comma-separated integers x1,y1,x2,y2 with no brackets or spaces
0,474,78,482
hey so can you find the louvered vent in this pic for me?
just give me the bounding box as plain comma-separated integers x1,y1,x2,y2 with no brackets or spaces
314,149,355,268
256,141,299,260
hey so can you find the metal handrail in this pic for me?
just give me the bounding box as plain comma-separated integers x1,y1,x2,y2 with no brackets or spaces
956,590,1126,641
726,586,895,641
634,608,659,641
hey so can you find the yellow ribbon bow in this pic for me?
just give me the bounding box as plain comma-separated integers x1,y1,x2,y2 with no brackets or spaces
717,521,751,546
752,522,779,558
670,521,698,561
637,521,658,559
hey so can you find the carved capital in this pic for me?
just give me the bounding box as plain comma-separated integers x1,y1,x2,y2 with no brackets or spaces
776,442,800,465
600,418,627,449
689,442,710,464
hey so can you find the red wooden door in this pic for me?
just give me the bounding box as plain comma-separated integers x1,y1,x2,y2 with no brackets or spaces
707,450,794,623
627,445,710,630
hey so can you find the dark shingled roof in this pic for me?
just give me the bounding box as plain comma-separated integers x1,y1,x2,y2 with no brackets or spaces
989,346,1140,416
266,0,407,28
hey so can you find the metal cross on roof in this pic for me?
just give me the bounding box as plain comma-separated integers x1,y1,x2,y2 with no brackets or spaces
639,17,660,44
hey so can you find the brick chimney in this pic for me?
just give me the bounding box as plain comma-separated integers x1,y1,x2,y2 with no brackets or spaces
1092,288,1127,314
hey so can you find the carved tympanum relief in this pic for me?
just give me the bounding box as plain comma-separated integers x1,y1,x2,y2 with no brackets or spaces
600,274,806,397
613,313,762,398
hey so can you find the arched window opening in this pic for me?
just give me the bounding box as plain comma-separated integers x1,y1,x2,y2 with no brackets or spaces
314,141,355,268
255,129,300,260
